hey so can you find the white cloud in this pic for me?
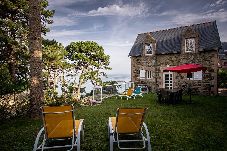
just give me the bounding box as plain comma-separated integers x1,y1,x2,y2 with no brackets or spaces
155,9,227,26
46,28,109,39
50,16,78,27
48,0,90,7
46,29,85,38
71,3,148,17
205,9,227,22
48,0,73,7
92,23,104,31
171,13,210,25
101,41,133,47
216,0,226,5
89,4,147,16
208,0,226,8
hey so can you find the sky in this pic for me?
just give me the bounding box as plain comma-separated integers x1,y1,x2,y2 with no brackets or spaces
45,0,227,78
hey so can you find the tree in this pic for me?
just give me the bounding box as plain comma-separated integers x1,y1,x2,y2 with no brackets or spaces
0,0,54,95
218,69,227,88
28,0,43,118
0,64,14,95
66,41,111,100
0,0,30,94
43,39,68,89
42,39,70,101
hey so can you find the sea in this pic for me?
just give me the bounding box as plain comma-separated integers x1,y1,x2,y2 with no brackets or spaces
57,73,131,95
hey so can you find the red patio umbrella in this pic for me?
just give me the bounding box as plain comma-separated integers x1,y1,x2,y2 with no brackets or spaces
163,63,206,73
163,63,207,103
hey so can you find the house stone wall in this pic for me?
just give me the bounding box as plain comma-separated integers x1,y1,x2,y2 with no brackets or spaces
131,50,218,95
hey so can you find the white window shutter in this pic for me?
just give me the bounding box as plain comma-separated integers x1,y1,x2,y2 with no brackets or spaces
140,70,145,79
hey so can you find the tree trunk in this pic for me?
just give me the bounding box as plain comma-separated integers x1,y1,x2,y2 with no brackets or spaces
61,70,66,98
76,77,83,100
28,0,44,118
53,71,57,92
75,68,86,100
47,68,50,87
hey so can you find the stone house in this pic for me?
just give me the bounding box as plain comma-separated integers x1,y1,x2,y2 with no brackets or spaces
129,21,221,95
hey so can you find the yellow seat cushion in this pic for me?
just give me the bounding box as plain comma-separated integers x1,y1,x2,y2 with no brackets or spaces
46,119,81,139
110,108,146,134
43,106,82,139
111,116,141,133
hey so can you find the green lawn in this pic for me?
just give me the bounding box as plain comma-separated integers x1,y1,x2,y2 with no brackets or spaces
0,93,227,151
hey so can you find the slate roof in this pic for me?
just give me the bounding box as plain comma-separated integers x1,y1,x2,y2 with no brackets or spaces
129,21,221,56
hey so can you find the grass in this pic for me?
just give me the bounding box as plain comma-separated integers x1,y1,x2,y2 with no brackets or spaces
0,93,227,151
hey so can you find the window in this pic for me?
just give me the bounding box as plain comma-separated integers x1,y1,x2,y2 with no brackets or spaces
187,71,202,80
139,70,152,80
163,72,173,89
145,43,153,55
139,70,145,79
193,71,202,80
146,71,152,79
185,38,195,52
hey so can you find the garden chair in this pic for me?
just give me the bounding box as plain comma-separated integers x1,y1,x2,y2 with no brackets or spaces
132,86,143,97
117,88,135,100
33,105,84,151
157,88,170,103
108,108,151,151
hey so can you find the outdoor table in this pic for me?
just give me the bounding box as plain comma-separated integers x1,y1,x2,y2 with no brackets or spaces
157,88,182,104
163,63,207,104
166,89,182,104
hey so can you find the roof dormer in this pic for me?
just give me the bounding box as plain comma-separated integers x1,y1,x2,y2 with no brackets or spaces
143,33,156,56
182,27,199,53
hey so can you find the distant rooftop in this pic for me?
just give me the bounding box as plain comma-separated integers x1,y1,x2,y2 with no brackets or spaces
220,42,227,54
219,42,227,60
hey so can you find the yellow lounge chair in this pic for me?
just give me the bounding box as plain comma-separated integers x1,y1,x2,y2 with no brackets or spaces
33,105,84,151
108,108,151,151
117,88,135,100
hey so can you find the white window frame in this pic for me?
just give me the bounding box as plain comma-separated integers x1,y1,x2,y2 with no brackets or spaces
163,72,173,89
193,70,202,80
187,70,203,80
139,69,145,79
145,43,153,55
146,70,152,79
185,38,195,53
